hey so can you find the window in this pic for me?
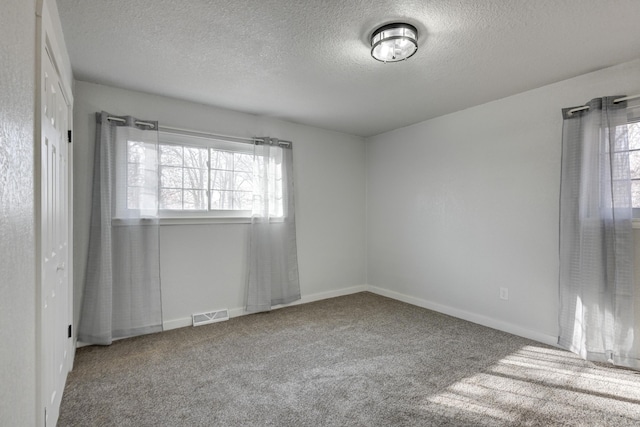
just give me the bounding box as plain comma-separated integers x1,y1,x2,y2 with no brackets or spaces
628,107,640,218
595,103,640,220
155,143,255,212
207,148,254,210
629,122,640,212
158,144,209,211
122,138,158,218
123,131,268,219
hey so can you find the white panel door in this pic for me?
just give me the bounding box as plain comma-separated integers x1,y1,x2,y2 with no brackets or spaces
41,44,70,427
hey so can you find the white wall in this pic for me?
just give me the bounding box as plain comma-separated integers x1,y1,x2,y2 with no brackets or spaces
73,81,367,330
0,0,36,425
366,59,640,344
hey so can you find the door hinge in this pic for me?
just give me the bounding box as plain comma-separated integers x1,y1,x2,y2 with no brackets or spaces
67,130,72,143
68,324,72,338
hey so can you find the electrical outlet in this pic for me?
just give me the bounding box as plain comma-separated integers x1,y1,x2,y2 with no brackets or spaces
499,287,509,300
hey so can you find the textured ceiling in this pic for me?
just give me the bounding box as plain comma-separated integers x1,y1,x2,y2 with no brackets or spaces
56,0,640,137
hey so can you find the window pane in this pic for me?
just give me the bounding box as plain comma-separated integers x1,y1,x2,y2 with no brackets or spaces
233,191,253,210
270,194,284,217
160,144,183,166
629,123,640,150
210,190,232,210
184,146,208,169
632,180,640,208
128,141,144,163
128,163,145,186
152,137,266,214
184,168,208,189
234,152,253,172
211,170,233,190
630,151,640,179
127,187,141,210
234,171,253,192
184,190,207,210
160,189,182,209
210,150,233,170
161,166,183,188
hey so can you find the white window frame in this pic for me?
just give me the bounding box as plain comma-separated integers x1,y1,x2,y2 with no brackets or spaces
156,131,254,220
118,131,261,224
625,102,640,224
119,130,290,224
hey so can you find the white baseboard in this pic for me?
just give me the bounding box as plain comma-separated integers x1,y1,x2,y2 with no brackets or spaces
269,284,368,311
162,317,194,331
162,284,368,331
367,285,558,347
96,284,557,348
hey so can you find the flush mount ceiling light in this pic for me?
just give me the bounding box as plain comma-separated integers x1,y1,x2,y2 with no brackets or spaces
370,23,418,63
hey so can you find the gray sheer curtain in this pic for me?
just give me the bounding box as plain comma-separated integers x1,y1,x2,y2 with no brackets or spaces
559,97,638,370
246,138,300,313
78,112,163,345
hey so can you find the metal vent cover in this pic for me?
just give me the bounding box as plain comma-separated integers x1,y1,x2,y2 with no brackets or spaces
192,309,229,327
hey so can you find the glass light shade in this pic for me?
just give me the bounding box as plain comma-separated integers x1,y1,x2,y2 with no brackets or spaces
371,23,418,63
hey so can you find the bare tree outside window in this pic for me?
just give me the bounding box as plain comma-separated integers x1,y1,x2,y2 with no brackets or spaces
156,144,208,210
210,150,253,210
126,136,284,216
127,137,270,215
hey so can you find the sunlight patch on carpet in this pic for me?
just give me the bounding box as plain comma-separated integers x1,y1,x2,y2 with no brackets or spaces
422,345,640,425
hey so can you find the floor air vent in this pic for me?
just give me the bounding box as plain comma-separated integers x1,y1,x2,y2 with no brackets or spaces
192,309,229,327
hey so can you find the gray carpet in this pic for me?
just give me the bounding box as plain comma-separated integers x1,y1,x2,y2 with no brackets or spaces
58,292,640,426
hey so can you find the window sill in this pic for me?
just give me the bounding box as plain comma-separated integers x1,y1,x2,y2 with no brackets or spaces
159,217,251,225
156,218,640,227
112,216,286,226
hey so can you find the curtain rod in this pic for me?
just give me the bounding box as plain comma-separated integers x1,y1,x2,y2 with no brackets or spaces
106,117,292,147
107,116,157,128
566,94,640,117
